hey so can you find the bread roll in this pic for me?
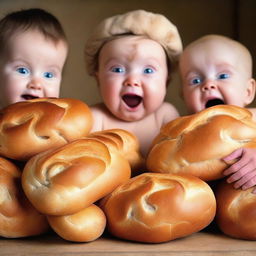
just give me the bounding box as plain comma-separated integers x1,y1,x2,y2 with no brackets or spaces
0,157,49,238
22,135,131,215
88,129,145,173
100,172,216,243
147,105,256,180
215,180,256,240
47,204,106,242
0,98,92,161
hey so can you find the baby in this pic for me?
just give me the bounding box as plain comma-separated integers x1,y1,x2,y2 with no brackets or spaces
0,8,68,108
85,10,182,157
179,34,256,192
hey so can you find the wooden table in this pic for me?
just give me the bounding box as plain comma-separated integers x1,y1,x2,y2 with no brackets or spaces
1,230,256,256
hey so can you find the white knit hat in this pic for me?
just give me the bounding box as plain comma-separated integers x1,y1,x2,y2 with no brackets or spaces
85,9,183,76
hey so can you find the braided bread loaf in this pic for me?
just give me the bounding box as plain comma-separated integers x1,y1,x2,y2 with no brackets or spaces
21,129,131,215
147,105,256,180
0,98,92,161
0,157,49,238
100,172,216,243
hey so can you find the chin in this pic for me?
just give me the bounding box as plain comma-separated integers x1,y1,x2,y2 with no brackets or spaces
119,112,145,122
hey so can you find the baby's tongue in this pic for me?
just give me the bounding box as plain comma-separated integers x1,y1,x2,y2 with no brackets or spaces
122,95,142,108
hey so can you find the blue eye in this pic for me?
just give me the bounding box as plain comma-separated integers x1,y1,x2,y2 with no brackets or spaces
16,67,29,75
44,72,54,79
218,73,230,79
111,67,124,73
191,77,202,85
144,68,154,74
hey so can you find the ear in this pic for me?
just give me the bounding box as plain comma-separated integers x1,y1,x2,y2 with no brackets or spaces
244,78,256,105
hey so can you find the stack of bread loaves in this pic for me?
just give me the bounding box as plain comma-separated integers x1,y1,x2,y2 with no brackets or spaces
0,98,145,241
0,97,146,241
21,128,145,242
2,97,255,242
0,97,94,239
146,105,256,240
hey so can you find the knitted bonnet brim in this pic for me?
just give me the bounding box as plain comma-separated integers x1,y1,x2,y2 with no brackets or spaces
85,9,183,76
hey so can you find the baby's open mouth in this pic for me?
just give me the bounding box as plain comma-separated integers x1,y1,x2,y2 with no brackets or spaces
21,94,39,100
205,98,225,108
122,94,142,108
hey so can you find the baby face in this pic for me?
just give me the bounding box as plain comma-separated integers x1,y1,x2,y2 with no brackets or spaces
179,37,255,114
0,29,68,108
96,36,168,121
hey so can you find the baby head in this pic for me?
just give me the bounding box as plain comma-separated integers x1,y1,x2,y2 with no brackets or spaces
85,10,182,121
179,34,255,114
0,8,68,108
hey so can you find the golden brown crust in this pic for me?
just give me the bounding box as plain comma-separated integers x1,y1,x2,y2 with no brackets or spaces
0,98,92,161
47,204,106,242
88,129,145,174
147,105,256,180
21,134,131,216
100,172,216,243
0,157,49,238
215,180,256,240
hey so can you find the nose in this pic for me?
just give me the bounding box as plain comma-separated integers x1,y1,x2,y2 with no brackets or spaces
27,78,42,90
123,75,141,87
201,80,217,92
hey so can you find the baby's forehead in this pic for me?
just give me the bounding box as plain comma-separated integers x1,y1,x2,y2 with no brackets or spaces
182,38,250,67
189,37,245,55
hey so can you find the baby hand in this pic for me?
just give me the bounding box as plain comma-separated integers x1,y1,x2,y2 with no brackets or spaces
222,148,256,193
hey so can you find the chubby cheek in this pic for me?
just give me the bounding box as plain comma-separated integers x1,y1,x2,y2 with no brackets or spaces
100,84,120,110
144,86,166,113
3,87,23,106
222,87,246,107
183,92,201,114
44,85,61,97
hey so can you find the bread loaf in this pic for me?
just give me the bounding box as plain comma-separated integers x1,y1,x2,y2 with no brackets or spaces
0,98,92,161
47,204,106,242
100,172,216,243
147,105,256,180
0,157,49,238
22,134,131,215
215,180,256,240
88,129,145,173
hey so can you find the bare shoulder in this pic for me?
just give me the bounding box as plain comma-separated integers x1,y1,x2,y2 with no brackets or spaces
155,102,180,125
90,103,106,131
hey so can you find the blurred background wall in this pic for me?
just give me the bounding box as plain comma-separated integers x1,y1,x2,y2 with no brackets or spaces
0,0,255,115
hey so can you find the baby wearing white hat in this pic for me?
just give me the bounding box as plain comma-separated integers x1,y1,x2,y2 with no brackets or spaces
85,10,183,157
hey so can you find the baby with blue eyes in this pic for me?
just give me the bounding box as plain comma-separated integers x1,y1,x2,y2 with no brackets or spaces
179,34,256,192
85,10,183,157
0,8,68,108
179,34,256,116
